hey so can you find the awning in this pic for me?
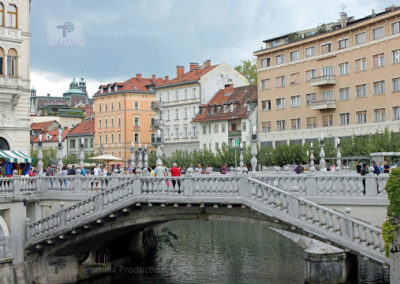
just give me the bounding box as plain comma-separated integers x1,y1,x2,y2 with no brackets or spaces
0,150,33,163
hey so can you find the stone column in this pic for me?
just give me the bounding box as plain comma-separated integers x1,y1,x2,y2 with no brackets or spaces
390,218,400,283
144,145,148,168
319,135,326,171
250,126,257,173
137,143,143,168
79,138,84,168
156,130,163,166
336,138,342,171
130,142,135,170
309,143,316,172
37,134,44,176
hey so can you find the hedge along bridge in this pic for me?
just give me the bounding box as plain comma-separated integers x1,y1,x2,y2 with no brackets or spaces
24,174,390,266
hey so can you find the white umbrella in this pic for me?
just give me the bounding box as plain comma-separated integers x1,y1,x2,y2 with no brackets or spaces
89,155,123,162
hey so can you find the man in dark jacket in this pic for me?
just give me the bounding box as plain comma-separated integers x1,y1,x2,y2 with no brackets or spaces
371,161,380,175
67,165,76,175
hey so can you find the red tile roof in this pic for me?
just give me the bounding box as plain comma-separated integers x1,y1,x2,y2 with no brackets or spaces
157,64,217,88
192,85,257,122
31,120,58,131
31,127,69,143
67,118,94,136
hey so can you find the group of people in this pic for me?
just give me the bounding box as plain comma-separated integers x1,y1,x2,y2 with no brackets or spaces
357,161,391,175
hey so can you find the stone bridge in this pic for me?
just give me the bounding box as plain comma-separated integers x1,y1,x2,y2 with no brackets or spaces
22,174,388,266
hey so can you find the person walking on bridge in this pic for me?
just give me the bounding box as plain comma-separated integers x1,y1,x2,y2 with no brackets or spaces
171,163,181,192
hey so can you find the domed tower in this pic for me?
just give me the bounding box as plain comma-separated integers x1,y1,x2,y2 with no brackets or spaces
69,77,79,90
79,76,87,94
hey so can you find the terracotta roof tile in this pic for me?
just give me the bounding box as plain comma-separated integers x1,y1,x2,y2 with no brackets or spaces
192,85,257,122
157,65,217,88
67,118,95,136
94,76,166,96
31,120,58,130
31,127,69,143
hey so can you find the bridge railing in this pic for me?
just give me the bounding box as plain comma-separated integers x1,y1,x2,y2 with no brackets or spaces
254,172,388,197
247,177,386,264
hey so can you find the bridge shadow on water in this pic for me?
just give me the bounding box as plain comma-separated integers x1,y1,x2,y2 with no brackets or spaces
77,220,389,284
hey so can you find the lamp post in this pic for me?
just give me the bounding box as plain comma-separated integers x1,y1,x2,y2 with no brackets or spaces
336,138,342,171
309,142,315,172
144,145,148,168
319,133,327,171
37,134,44,176
137,142,143,168
130,142,135,170
239,142,244,168
251,126,257,172
57,126,63,173
156,130,163,165
79,138,84,168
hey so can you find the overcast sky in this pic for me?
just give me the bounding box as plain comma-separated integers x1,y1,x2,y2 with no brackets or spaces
30,0,398,97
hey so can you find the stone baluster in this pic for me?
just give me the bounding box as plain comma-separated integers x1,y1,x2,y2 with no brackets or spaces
365,170,378,196
250,126,257,173
130,142,135,170
288,187,300,218
340,207,354,241
79,138,84,169
336,138,342,171
137,143,143,168
319,135,326,171
309,143,315,172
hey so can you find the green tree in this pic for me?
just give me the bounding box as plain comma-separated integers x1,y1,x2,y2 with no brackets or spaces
234,59,257,85
63,154,78,165
30,147,57,168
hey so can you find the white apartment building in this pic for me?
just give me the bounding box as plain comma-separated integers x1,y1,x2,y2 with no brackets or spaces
0,0,31,153
153,60,248,155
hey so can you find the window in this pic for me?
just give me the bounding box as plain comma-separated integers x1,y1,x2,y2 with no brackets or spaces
322,65,333,76
203,143,207,150
322,115,333,127
305,46,315,57
105,104,108,112
322,90,333,101
260,58,270,68
215,143,219,150
321,42,332,54
184,127,188,137
261,79,270,89
275,75,285,87
339,87,350,101
338,62,349,75
134,117,139,126
290,50,300,61
108,86,111,92
99,135,102,145
393,78,400,92
356,111,367,124
338,38,349,49
305,93,316,105
306,117,317,128
275,54,285,65
7,5,17,28
114,85,118,92
221,124,226,133
175,127,179,138
166,110,170,120
98,119,102,128
90,139,93,148
270,40,281,48
355,57,367,72
184,108,187,118
392,21,400,35
393,107,400,120
305,69,316,81
7,48,17,77
118,133,121,143
392,49,400,64
374,108,386,122
134,101,139,110
175,90,178,101
290,72,300,84
276,98,286,109
214,124,219,133
290,95,300,107
118,102,121,110
203,126,206,135
373,80,385,95
339,113,350,125
290,118,301,130
276,120,286,131
111,134,114,144
111,117,114,127
134,133,139,142
70,139,75,149
118,116,121,127
105,118,108,128
356,84,367,98
98,104,101,113
105,134,108,144
242,122,246,131
262,121,271,133
373,53,385,68
111,103,114,111
372,27,384,40
0,4,4,27
355,32,366,45
175,109,179,119
193,88,196,98
192,126,196,136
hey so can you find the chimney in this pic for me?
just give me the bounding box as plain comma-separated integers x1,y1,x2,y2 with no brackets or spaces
204,59,211,68
164,75,169,81
152,75,156,81
224,83,233,94
190,62,199,71
385,5,398,12
176,66,184,77
136,73,142,81
340,12,347,28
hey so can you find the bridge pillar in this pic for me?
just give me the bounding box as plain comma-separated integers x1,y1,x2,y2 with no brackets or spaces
390,220,400,283
365,175,378,196
304,174,317,196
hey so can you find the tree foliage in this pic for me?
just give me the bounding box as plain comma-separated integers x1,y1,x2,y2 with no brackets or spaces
30,147,57,168
234,59,257,85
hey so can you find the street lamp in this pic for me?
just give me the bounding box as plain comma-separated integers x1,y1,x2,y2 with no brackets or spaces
156,129,163,165
251,126,257,172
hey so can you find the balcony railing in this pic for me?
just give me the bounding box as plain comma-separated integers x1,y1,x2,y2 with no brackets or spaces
310,75,336,87
311,100,336,110
228,130,242,137
151,101,164,110
151,119,163,128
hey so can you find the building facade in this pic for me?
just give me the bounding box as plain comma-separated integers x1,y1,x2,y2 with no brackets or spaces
193,85,257,153
255,6,400,147
154,60,249,155
30,126,69,157
94,74,165,165
66,118,94,157
0,0,31,153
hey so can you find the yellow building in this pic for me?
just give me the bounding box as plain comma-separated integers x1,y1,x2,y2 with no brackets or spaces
254,6,400,147
94,74,166,166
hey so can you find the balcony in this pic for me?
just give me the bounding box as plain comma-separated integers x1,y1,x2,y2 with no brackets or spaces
151,101,164,110
311,100,337,110
151,119,164,128
310,75,336,87
228,130,242,137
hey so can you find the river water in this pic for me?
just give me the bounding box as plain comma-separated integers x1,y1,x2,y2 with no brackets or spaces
80,220,389,284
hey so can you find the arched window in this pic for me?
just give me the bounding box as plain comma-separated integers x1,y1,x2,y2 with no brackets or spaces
0,47,4,75
0,4,4,27
7,48,17,77
7,5,17,28
0,137,9,150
